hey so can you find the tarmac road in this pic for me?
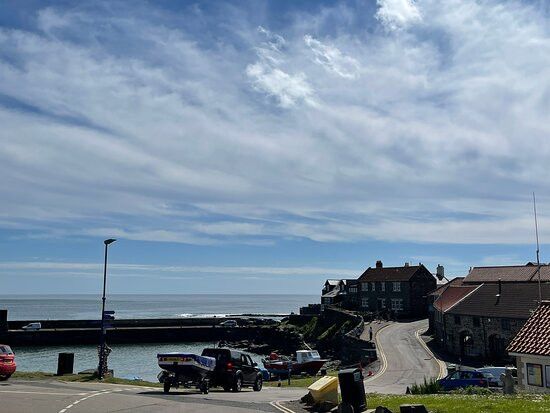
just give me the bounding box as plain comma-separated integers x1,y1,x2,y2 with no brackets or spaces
0,379,307,413
364,319,446,394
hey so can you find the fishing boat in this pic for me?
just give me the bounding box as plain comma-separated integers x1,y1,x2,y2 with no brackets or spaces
157,352,216,393
262,350,328,377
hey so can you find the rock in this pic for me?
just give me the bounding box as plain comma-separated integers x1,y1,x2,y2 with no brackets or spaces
300,391,315,405
319,401,338,412
399,405,428,413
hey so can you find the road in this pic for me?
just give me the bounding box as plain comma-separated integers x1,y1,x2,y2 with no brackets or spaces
0,379,307,413
364,319,446,394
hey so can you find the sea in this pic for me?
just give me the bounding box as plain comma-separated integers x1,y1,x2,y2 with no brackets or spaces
0,294,317,381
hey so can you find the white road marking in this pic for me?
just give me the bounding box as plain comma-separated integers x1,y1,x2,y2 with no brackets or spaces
0,391,89,396
270,400,296,413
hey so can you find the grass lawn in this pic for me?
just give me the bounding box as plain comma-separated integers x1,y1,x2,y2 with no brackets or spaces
368,394,550,413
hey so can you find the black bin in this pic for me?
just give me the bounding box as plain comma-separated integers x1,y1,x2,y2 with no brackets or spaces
338,368,366,412
57,353,74,376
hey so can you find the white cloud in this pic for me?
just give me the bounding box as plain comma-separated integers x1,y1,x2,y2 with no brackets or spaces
304,35,360,79
246,26,317,107
1,2,550,248
376,0,422,31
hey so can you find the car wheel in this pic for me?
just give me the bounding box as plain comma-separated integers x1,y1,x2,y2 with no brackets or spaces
232,375,242,392
253,375,262,391
163,381,171,393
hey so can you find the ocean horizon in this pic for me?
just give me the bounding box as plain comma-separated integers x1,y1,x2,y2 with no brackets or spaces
0,293,319,321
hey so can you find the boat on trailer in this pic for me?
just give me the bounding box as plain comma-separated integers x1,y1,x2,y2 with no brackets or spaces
157,352,216,394
262,350,328,377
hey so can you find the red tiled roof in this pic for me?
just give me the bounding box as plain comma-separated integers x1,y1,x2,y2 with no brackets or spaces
507,300,550,356
447,283,550,318
463,265,538,283
433,284,478,312
358,265,427,282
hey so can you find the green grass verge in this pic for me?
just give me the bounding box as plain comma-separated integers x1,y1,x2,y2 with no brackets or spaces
367,393,550,413
12,371,161,387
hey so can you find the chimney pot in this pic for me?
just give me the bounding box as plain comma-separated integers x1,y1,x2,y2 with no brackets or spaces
376,260,383,268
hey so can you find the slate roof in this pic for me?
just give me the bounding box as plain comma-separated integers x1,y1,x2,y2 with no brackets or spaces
446,283,550,319
464,265,539,283
358,265,425,282
507,300,550,356
433,284,479,312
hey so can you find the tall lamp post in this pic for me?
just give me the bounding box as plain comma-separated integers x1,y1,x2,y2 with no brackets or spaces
98,238,116,379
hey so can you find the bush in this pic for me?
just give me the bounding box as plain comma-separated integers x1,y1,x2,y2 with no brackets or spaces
451,385,493,395
409,377,442,394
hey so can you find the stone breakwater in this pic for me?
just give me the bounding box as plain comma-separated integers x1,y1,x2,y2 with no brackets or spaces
0,317,303,355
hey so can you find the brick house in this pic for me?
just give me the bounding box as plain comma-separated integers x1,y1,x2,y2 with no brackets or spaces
354,261,437,318
432,264,550,364
507,300,550,392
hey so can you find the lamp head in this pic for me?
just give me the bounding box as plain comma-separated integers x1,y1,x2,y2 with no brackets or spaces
104,239,116,245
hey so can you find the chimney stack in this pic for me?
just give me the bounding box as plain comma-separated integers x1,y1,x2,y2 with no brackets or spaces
404,262,409,267
376,260,383,268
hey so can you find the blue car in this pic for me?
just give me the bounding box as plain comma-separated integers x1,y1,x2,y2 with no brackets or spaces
437,370,489,391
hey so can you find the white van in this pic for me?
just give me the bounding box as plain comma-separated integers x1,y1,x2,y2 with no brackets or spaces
476,366,517,386
22,322,41,331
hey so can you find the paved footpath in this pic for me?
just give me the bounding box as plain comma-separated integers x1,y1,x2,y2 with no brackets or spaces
0,379,307,413
364,319,447,394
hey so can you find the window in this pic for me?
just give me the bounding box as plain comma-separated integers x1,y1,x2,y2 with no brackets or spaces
501,318,510,330
361,298,369,309
392,282,401,292
381,282,385,292
391,298,403,311
323,298,331,304
454,315,461,325
371,282,376,291
349,286,358,293
527,363,543,387
546,366,550,388
377,298,386,309
361,283,368,291
473,316,480,327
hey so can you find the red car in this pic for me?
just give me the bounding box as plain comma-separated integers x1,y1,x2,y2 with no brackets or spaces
0,344,16,379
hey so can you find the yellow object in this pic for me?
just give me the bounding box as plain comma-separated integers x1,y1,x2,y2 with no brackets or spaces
308,376,339,405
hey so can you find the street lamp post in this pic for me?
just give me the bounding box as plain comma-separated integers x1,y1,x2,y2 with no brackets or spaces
98,238,116,379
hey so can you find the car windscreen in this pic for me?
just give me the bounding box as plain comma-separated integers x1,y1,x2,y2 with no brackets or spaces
201,349,230,363
0,345,13,354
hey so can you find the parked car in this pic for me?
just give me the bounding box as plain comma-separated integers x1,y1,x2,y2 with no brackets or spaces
219,320,238,327
476,366,517,387
201,348,262,392
22,322,41,331
0,344,16,380
437,369,489,391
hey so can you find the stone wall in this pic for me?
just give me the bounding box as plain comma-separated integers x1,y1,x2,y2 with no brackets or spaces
435,311,526,364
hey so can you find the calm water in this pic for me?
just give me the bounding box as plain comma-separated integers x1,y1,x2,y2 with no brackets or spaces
2,294,317,381
0,294,318,320
14,342,265,382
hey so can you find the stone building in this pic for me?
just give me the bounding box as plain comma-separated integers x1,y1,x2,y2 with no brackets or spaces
433,264,550,364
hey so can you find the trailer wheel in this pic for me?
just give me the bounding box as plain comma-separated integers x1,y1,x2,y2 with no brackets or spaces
163,381,171,393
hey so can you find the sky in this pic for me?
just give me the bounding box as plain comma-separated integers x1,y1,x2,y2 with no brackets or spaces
1,0,550,295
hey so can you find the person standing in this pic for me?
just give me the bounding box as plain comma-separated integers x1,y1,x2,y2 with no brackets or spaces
369,325,373,341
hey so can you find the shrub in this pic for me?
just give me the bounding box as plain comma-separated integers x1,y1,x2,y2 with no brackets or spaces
451,385,493,395
409,377,442,394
